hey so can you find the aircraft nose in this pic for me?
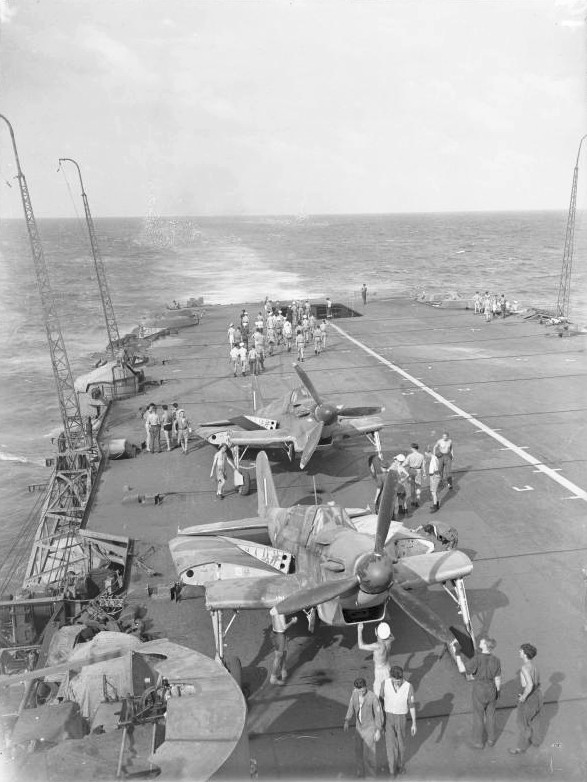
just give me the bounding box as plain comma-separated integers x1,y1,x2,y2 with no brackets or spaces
315,403,338,425
357,554,394,595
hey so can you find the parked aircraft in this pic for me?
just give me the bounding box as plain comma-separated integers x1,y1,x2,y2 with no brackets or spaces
195,363,385,493
169,452,474,667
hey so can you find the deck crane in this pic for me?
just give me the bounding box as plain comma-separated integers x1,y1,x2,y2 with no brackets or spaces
58,158,121,357
0,116,85,453
556,134,587,320
0,115,98,590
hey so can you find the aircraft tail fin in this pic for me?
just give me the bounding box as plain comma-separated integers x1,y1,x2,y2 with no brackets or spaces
252,374,265,412
256,451,279,514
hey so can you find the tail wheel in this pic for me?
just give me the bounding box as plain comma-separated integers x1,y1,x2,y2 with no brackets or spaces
238,470,251,496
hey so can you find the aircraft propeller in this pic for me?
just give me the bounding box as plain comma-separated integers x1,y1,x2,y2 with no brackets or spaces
293,363,383,467
274,470,399,614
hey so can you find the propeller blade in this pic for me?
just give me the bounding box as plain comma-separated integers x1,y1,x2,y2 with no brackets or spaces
390,584,455,645
275,575,359,614
374,470,399,554
336,405,383,418
293,363,322,405
299,421,324,469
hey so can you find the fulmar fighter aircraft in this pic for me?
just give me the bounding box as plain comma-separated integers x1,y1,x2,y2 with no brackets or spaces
196,363,385,493
169,452,475,669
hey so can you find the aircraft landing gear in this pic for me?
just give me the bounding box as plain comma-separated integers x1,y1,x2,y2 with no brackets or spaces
231,444,253,496
303,607,317,633
366,429,384,461
211,608,246,694
442,577,476,660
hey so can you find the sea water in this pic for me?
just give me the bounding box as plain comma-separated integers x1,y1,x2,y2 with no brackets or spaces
0,211,585,582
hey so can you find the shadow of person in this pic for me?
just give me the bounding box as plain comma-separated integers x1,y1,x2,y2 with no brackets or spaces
541,671,565,742
242,624,275,697
411,692,455,756
494,675,520,742
404,651,440,691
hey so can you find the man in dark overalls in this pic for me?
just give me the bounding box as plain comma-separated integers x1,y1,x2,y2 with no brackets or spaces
455,636,502,748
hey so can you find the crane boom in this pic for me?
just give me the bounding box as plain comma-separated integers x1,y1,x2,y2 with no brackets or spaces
0,115,84,449
58,158,121,355
556,134,587,320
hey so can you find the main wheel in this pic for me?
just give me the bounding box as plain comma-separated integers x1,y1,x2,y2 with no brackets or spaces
224,654,243,689
369,455,384,479
238,470,251,496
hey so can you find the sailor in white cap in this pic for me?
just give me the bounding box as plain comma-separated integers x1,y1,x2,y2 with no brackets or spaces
238,342,248,375
227,323,236,348
357,620,395,696
390,454,410,516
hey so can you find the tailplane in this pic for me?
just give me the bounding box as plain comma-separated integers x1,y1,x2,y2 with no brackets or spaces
256,451,279,515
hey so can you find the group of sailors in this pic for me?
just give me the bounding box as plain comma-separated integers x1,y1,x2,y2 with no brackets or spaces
473,291,512,321
373,433,454,517
141,401,191,454
227,298,331,376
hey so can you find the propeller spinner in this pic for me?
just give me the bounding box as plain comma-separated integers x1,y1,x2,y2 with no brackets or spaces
293,363,383,468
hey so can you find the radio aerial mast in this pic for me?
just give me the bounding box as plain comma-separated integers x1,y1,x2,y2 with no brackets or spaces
58,157,121,356
556,134,587,320
0,115,85,451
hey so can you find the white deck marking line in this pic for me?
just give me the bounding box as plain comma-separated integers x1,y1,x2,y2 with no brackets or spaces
333,323,587,503
513,485,534,492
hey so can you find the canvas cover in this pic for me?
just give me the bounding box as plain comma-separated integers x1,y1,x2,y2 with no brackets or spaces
65,650,158,721
10,701,84,746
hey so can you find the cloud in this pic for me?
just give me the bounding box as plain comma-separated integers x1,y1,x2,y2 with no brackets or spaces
0,0,17,24
77,26,156,86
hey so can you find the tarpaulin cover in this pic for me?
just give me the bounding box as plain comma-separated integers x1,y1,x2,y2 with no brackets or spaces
65,651,158,721
10,701,84,746
45,626,85,667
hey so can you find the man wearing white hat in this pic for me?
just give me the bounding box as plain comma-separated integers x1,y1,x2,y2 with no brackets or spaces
358,621,395,696
227,323,236,348
389,454,410,516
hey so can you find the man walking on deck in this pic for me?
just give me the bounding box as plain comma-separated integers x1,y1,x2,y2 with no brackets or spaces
344,677,383,778
230,344,240,377
144,403,161,454
295,328,305,362
269,607,297,685
434,431,454,489
227,323,236,348
320,319,328,350
425,447,441,512
380,666,417,778
361,284,368,305
238,342,248,375
405,443,425,507
210,444,235,499
161,404,173,451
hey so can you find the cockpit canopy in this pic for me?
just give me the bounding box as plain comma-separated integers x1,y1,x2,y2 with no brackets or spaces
290,386,315,416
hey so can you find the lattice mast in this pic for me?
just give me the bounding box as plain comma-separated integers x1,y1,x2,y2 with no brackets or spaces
556,134,587,319
0,115,84,449
58,158,121,356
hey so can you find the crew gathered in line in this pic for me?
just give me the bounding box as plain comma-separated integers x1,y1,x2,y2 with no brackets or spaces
226,298,332,376
141,401,191,455
473,290,516,321
373,435,453,517
347,619,543,777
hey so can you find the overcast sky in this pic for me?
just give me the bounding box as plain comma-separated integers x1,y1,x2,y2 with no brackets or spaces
0,0,585,217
